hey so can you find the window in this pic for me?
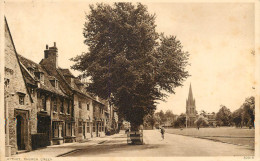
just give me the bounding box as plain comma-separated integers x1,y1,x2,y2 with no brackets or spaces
67,100,70,114
40,73,44,84
55,80,59,89
66,123,71,136
60,99,64,113
79,101,82,109
93,106,95,112
19,95,25,105
53,122,59,138
52,97,57,112
42,95,47,111
71,106,74,117
93,122,95,132
99,122,101,132
4,78,10,88
78,121,82,133
87,122,90,133
87,104,90,111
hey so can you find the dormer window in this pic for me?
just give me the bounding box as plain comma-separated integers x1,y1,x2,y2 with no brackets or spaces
50,78,59,89
55,80,59,89
40,73,44,84
71,78,74,88
35,72,44,84
27,67,34,76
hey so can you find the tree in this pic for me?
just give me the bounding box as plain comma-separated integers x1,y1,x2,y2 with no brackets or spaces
173,113,186,128
71,3,189,131
216,105,232,126
164,110,175,126
231,96,255,128
241,96,255,127
232,108,243,127
195,115,209,128
143,114,156,129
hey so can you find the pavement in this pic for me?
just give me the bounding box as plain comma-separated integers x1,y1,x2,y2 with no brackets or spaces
12,130,254,157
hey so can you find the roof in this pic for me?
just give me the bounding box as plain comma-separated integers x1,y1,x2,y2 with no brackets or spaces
58,68,75,78
57,68,94,99
18,54,68,97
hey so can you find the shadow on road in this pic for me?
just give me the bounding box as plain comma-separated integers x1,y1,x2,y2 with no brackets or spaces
65,142,162,157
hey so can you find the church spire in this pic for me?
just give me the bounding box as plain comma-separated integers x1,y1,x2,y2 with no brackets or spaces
188,83,193,101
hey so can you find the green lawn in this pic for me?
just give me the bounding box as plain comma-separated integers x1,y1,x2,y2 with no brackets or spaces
165,127,255,149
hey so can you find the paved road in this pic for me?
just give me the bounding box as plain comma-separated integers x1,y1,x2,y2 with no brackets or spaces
64,130,254,157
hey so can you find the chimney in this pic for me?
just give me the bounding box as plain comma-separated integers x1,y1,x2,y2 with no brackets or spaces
44,42,58,68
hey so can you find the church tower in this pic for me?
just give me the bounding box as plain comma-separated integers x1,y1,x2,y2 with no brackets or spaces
186,83,197,126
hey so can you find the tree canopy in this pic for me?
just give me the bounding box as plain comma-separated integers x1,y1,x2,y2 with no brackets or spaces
71,3,189,130
195,115,209,128
216,105,232,126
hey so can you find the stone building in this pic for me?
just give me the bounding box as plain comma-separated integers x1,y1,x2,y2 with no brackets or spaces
4,18,37,156
186,83,197,127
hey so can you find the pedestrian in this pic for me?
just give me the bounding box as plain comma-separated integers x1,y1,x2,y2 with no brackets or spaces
160,127,165,140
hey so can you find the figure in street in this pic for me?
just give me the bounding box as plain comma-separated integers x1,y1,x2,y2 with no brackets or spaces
161,127,165,140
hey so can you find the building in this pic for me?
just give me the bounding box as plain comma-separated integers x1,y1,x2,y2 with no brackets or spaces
204,112,217,127
4,18,37,156
186,83,197,127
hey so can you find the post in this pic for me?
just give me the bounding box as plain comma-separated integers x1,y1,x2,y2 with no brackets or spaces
186,115,187,129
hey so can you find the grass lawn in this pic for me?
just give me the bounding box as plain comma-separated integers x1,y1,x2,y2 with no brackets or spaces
165,127,255,149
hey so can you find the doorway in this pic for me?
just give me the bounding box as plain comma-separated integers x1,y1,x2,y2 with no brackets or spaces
96,123,99,137
16,115,25,150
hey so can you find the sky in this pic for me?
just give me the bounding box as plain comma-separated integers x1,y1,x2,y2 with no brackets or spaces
4,1,255,115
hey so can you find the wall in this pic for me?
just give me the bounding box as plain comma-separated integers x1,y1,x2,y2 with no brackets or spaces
5,22,37,155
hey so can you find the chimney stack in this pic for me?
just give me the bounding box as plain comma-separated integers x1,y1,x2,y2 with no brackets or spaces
43,42,58,68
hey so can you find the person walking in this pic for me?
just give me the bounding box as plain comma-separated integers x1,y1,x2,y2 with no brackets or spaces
160,127,165,140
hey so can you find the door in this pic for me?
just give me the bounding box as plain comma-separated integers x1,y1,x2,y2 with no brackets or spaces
83,123,86,139
16,115,25,150
96,123,99,137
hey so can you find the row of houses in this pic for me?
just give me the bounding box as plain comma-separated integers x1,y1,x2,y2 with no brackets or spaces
4,18,119,156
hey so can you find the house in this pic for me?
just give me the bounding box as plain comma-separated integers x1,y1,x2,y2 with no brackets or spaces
4,18,37,156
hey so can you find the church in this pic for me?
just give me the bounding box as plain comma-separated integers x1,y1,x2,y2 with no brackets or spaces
186,83,197,127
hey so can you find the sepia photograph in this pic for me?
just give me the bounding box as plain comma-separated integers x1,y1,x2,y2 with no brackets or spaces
1,0,259,160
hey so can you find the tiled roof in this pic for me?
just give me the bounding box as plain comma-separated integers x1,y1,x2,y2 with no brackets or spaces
18,54,68,97
58,68,75,77
57,68,96,100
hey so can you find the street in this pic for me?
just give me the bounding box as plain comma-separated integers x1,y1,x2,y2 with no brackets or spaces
14,130,253,157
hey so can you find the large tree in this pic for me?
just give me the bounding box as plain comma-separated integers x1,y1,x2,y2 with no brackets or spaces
241,96,255,127
216,105,232,126
195,115,209,128
71,3,189,130
173,113,186,128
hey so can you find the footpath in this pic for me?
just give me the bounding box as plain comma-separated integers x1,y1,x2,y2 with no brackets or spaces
11,132,125,158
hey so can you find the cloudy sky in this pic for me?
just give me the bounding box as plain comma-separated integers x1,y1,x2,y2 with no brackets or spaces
5,1,255,114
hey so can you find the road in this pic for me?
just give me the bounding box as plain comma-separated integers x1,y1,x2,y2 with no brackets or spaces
63,130,254,157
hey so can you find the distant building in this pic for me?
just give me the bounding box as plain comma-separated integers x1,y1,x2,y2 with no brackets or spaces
204,112,217,127
186,83,197,127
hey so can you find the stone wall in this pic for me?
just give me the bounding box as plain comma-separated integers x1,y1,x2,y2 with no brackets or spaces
5,22,37,155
